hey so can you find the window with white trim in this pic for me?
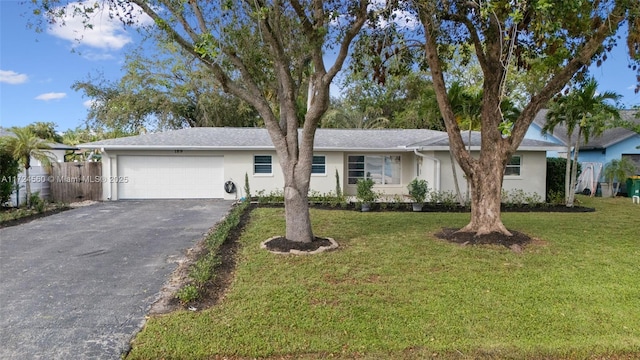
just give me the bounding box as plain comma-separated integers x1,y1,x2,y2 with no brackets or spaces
311,155,326,175
505,155,521,176
254,155,272,175
348,155,401,184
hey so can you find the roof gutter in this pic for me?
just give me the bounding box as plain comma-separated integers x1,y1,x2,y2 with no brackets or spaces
78,144,419,152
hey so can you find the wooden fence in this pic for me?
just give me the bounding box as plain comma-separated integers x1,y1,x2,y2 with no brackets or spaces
50,162,102,203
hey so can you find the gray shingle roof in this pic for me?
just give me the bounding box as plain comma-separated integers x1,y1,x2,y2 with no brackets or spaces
78,127,445,151
77,127,562,151
532,109,640,149
408,130,563,150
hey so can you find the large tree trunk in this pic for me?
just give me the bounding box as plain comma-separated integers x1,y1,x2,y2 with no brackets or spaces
459,157,511,236
281,150,314,243
284,185,313,243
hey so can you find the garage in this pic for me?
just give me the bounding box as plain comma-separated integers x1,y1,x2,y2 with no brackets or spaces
116,155,225,199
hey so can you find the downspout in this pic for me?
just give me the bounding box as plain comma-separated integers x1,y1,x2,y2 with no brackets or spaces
413,148,440,192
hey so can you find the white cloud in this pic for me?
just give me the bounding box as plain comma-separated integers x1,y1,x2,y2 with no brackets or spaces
82,51,115,61
0,70,29,84
368,0,419,30
83,99,100,108
46,2,153,51
35,92,67,101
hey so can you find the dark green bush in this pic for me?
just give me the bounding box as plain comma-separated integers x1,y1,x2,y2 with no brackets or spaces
546,157,581,202
0,149,19,207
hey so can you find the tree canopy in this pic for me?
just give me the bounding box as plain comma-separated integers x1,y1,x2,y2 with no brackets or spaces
34,0,371,243
73,46,260,132
409,0,639,235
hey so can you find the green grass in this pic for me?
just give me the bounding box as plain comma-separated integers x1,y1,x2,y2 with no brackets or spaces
0,203,68,224
127,196,640,359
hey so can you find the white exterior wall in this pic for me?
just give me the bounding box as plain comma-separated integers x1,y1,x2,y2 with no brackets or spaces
214,151,345,198
502,151,547,197
99,149,548,201
435,151,548,199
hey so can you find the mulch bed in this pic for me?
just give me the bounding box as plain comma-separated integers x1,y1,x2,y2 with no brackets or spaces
262,236,333,252
436,227,533,250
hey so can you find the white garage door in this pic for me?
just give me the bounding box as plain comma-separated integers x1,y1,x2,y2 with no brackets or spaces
117,156,224,199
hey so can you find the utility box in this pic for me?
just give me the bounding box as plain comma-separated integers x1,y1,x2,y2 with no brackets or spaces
626,176,640,198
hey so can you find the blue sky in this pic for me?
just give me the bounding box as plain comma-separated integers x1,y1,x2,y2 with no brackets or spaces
0,1,152,132
1,1,639,133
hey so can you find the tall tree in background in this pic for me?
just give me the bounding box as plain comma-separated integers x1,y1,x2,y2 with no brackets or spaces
411,0,640,235
73,47,260,131
320,100,391,129
544,78,621,206
0,128,54,206
61,126,138,161
335,70,444,130
35,0,370,243
25,122,63,143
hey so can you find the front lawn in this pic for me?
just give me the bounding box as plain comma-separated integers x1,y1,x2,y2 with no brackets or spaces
127,196,640,359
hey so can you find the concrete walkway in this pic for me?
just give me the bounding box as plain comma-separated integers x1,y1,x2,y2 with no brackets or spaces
0,200,234,359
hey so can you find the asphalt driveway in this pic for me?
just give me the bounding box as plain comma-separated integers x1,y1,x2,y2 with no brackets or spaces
0,199,234,359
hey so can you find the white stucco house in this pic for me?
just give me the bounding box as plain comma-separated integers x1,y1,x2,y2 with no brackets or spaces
0,128,76,206
76,127,564,201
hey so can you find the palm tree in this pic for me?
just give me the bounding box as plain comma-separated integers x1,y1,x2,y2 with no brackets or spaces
1,127,55,206
320,105,390,129
543,78,621,206
603,158,637,197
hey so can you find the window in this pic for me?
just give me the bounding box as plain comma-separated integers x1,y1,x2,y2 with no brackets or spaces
312,155,326,175
505,155,521,176
348,155,401,184
254,155,272,174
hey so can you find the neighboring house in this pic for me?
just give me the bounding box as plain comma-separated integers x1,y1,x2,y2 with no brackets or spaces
526,109,640,173
77,127,563,201
0,128,77,206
